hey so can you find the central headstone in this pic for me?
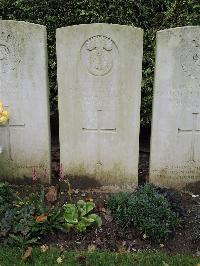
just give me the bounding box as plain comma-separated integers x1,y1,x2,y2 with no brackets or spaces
150,26,200,188
57,24,143,186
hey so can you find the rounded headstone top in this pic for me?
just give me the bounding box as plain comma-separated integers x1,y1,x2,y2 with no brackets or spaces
56,23,143,33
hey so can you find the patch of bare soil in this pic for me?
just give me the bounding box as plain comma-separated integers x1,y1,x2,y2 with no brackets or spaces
3,139,200,255
12,181,199,255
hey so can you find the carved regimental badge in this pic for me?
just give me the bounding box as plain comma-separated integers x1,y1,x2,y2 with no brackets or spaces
0,31,21,73
180,39,200,81
81,35,117,76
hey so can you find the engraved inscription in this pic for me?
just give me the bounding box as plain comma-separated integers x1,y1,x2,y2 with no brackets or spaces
152,163,200,180
180,39,200,81
0,32,21,73
155,86,200,108
178,113,200,162
81,35,117,76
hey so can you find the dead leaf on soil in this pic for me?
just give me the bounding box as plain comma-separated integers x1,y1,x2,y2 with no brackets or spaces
143,234,147,239
40,245,49,253
45,186,58,203
103,210,113,223
21,247,32,262
85,196,94,202
73,189,79,194
75,255,86,263
88,244,96,252
36,214,48,223
56,256,63,264
118,246,127,253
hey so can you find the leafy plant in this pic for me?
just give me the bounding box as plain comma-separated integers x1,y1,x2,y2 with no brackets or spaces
107,183,182,242
7,234,38,248
28,190,49,214
0,199,35,237
63,200,102,232
0,182,16,211
0,187,65,246
32,207,65,235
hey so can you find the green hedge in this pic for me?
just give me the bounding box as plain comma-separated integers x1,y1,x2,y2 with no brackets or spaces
1,0,199,127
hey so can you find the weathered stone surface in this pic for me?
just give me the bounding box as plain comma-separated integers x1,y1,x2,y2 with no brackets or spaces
150,26,200,188
57,23,143,186
0,20,51,182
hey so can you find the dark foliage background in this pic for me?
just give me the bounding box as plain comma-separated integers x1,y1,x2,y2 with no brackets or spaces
0,0,199,128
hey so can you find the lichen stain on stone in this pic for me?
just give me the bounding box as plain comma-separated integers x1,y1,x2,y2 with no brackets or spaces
0,157,50,183
63,162,137,188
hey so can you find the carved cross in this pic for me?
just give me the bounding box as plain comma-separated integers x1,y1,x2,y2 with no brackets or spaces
82,110,116,134
178,113,200,162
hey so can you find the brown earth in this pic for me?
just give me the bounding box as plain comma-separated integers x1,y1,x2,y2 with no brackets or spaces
2,139,200,255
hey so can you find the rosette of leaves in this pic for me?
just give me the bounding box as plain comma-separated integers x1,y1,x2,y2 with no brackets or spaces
63,200,102,232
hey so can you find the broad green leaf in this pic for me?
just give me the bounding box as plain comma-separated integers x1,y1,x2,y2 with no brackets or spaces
77,200,95,216
76,221,87,232
87,214,102,227
80,216,94,226
63,204,78,224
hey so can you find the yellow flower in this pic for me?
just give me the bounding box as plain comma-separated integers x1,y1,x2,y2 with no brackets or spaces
0,101,10,125
0,116,8,125
2,110,9,119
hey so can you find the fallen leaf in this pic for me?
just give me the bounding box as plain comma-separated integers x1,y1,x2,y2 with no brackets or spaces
88,244,96,252
85,197,94,202
122,240,126,246
21,247,32,262
118,246,127,253
36,214,48,223
75,255,86,263
73,189,79,194
143,234,147,239
57,257,63,264
103,210,113,222
46,186,58,203
40,245,49,253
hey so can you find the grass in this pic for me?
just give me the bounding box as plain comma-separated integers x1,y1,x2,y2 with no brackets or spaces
0,247,199,266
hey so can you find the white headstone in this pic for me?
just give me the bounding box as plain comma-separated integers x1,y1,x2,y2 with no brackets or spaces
150,26,200,188
57,24,143,186
0,20,51,182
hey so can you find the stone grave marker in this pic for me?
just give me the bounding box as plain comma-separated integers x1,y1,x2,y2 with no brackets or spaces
150,26,200,188
57,23,143,186
0,20,51,182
